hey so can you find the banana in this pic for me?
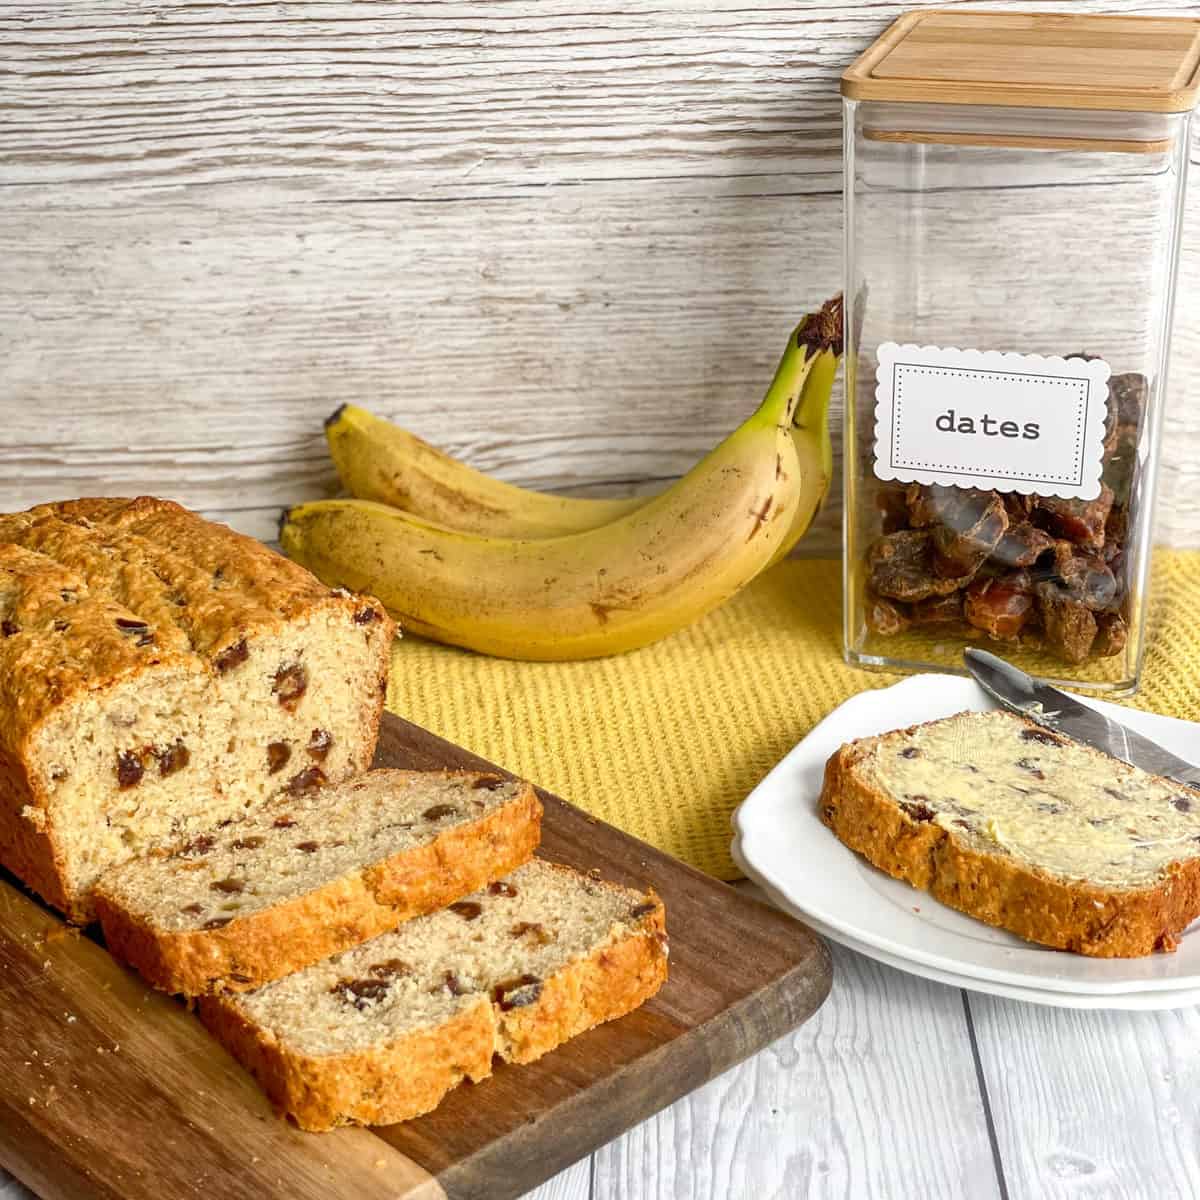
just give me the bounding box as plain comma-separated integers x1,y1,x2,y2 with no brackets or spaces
282,300,842,660
324,294,841,544
325,403,644,538
767,296,842,568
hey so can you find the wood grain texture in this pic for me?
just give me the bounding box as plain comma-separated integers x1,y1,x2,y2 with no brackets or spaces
0,872,443,1200
592,942,1002,1200
0,713,830,1200
0,0,1198,554
0,194,843,553
841,10,1200,112
970,993,1200,1199
520,1162,591,1200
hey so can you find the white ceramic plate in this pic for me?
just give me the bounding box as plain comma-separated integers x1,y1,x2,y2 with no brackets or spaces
732,674,1200,996
731,841,1200,1011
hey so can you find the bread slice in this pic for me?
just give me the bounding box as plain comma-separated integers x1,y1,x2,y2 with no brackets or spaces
94,769,541,994
198,858,668,1130
0,497,395,922
820,709,1200,957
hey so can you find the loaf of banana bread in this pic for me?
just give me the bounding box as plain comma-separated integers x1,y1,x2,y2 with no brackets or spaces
0,497,395,921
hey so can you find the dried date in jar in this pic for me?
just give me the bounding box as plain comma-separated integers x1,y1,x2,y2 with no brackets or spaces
857,369,1145,668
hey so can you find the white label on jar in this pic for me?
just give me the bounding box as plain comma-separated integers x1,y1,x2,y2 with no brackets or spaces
873,343,1110,500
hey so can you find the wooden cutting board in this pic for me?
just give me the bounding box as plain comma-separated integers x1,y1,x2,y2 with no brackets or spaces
0,713,832,1200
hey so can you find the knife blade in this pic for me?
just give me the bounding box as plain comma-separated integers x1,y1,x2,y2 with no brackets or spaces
964,648,1200,789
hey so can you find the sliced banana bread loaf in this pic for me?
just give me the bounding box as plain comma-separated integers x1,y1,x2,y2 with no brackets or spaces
820,709,1200,957
198,858,668,1130
95,769,541,994
0,497,394,921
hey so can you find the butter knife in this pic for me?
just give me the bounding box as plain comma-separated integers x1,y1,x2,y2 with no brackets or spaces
964,648,1200,789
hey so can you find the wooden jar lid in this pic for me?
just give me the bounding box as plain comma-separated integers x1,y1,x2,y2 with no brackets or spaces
842,10,1200,114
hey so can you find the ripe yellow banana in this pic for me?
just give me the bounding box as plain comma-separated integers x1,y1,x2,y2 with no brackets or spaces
325,403,644,538
324,295,841,544
282,300,842,660
767,310,840,569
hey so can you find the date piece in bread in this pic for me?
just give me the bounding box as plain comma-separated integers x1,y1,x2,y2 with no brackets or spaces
199,859,669,1130
95,769,541,995
0,497,394,921
819,709,1200,957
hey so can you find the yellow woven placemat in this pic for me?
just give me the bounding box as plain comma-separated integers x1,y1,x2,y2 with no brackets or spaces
386,550,1200,881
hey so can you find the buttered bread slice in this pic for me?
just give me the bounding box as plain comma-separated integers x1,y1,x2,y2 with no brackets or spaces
198,858,668,1131
95,769,541,994
820,710,1200,957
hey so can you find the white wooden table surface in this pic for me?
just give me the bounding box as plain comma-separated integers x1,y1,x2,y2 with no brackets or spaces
3,2,1200,1197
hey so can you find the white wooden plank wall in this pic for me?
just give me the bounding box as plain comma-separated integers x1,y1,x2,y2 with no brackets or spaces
0,0,1198,552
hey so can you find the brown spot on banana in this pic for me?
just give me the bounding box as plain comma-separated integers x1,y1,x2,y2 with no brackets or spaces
746,496,774,541
590,602,614,625
775,453,789,483
386,477,414,508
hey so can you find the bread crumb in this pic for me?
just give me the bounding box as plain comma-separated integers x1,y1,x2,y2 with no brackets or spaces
21,805,46,832
43,925,81,945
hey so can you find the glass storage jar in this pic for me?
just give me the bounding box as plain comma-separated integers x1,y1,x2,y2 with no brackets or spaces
841,10,1200,695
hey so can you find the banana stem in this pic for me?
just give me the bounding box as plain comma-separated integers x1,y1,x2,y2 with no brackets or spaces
755,294,845,428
